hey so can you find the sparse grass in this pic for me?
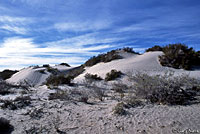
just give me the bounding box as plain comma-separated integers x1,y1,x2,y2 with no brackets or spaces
0,117,14,134
105,69,123,81
129,72,200,105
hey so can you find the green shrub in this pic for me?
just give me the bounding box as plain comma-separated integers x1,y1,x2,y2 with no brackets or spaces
84,50,122,67
84,73,103,81
105,70,123,81
129,72,200,105
146,45,163,52
43,64,50,67
0,69,18,80
46,75,73,86
59,63,70,67
120,47,139,54
159,44,200,70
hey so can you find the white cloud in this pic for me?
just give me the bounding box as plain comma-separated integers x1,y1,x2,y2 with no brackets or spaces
0,15,32,34
0,15,30,24
0,36,115,70
54,20,112,32
0,25,27,34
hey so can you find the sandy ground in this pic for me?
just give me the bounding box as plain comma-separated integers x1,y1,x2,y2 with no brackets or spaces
1,85,200,134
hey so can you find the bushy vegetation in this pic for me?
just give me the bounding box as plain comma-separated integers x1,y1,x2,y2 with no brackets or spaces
0,117,14,134
145,45,163,52
105,69,123,81
112,102,126,115
46,75,73,86
48,90,69,100
59,63,70,67
42,64,50,68
158,44,200,70
84,47,139,67
84,50,122,67
84,73,103,81
0,69,18,80
129,72,200,105
119,47,139,54
0,96,31,110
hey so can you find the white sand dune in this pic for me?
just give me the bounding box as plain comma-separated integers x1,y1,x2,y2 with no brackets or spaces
75,51,200,82
6,65,73,86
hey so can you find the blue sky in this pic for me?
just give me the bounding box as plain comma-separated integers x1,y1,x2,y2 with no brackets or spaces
0,0,200,70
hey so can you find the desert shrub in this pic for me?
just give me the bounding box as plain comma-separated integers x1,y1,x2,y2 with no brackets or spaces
146,45,163,52
46,67,59,75
92,87,105,101
112,102,126,115
0,117,14,134
43,64,50,68
159,43,200,70
48,90,69,100
84,73,103,81
84,50,122,67
129,72,200,105
59,63,70,67
105,70,123,81
46,75,73,86
39,69,46,74
120,47,138,54
0,69,18,80
124,96,143,108
111,83,128,93
0,96,31,110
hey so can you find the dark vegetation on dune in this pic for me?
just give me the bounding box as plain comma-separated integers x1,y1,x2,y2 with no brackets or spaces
84,47,138,67
146,43,200,70
0,69,18,80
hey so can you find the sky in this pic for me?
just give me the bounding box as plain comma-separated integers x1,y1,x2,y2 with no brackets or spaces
0,0,200,70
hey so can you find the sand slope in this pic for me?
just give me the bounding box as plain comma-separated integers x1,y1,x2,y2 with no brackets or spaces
6,65,73,86
75,51,200,82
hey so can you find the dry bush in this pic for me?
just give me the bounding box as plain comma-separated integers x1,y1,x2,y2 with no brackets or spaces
105,69,123,81
0,96,31,110
48,90,70,100
0,117,14,134
112,102,126,115
92,87,105,101
129,72,200,105
111,82,128,93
